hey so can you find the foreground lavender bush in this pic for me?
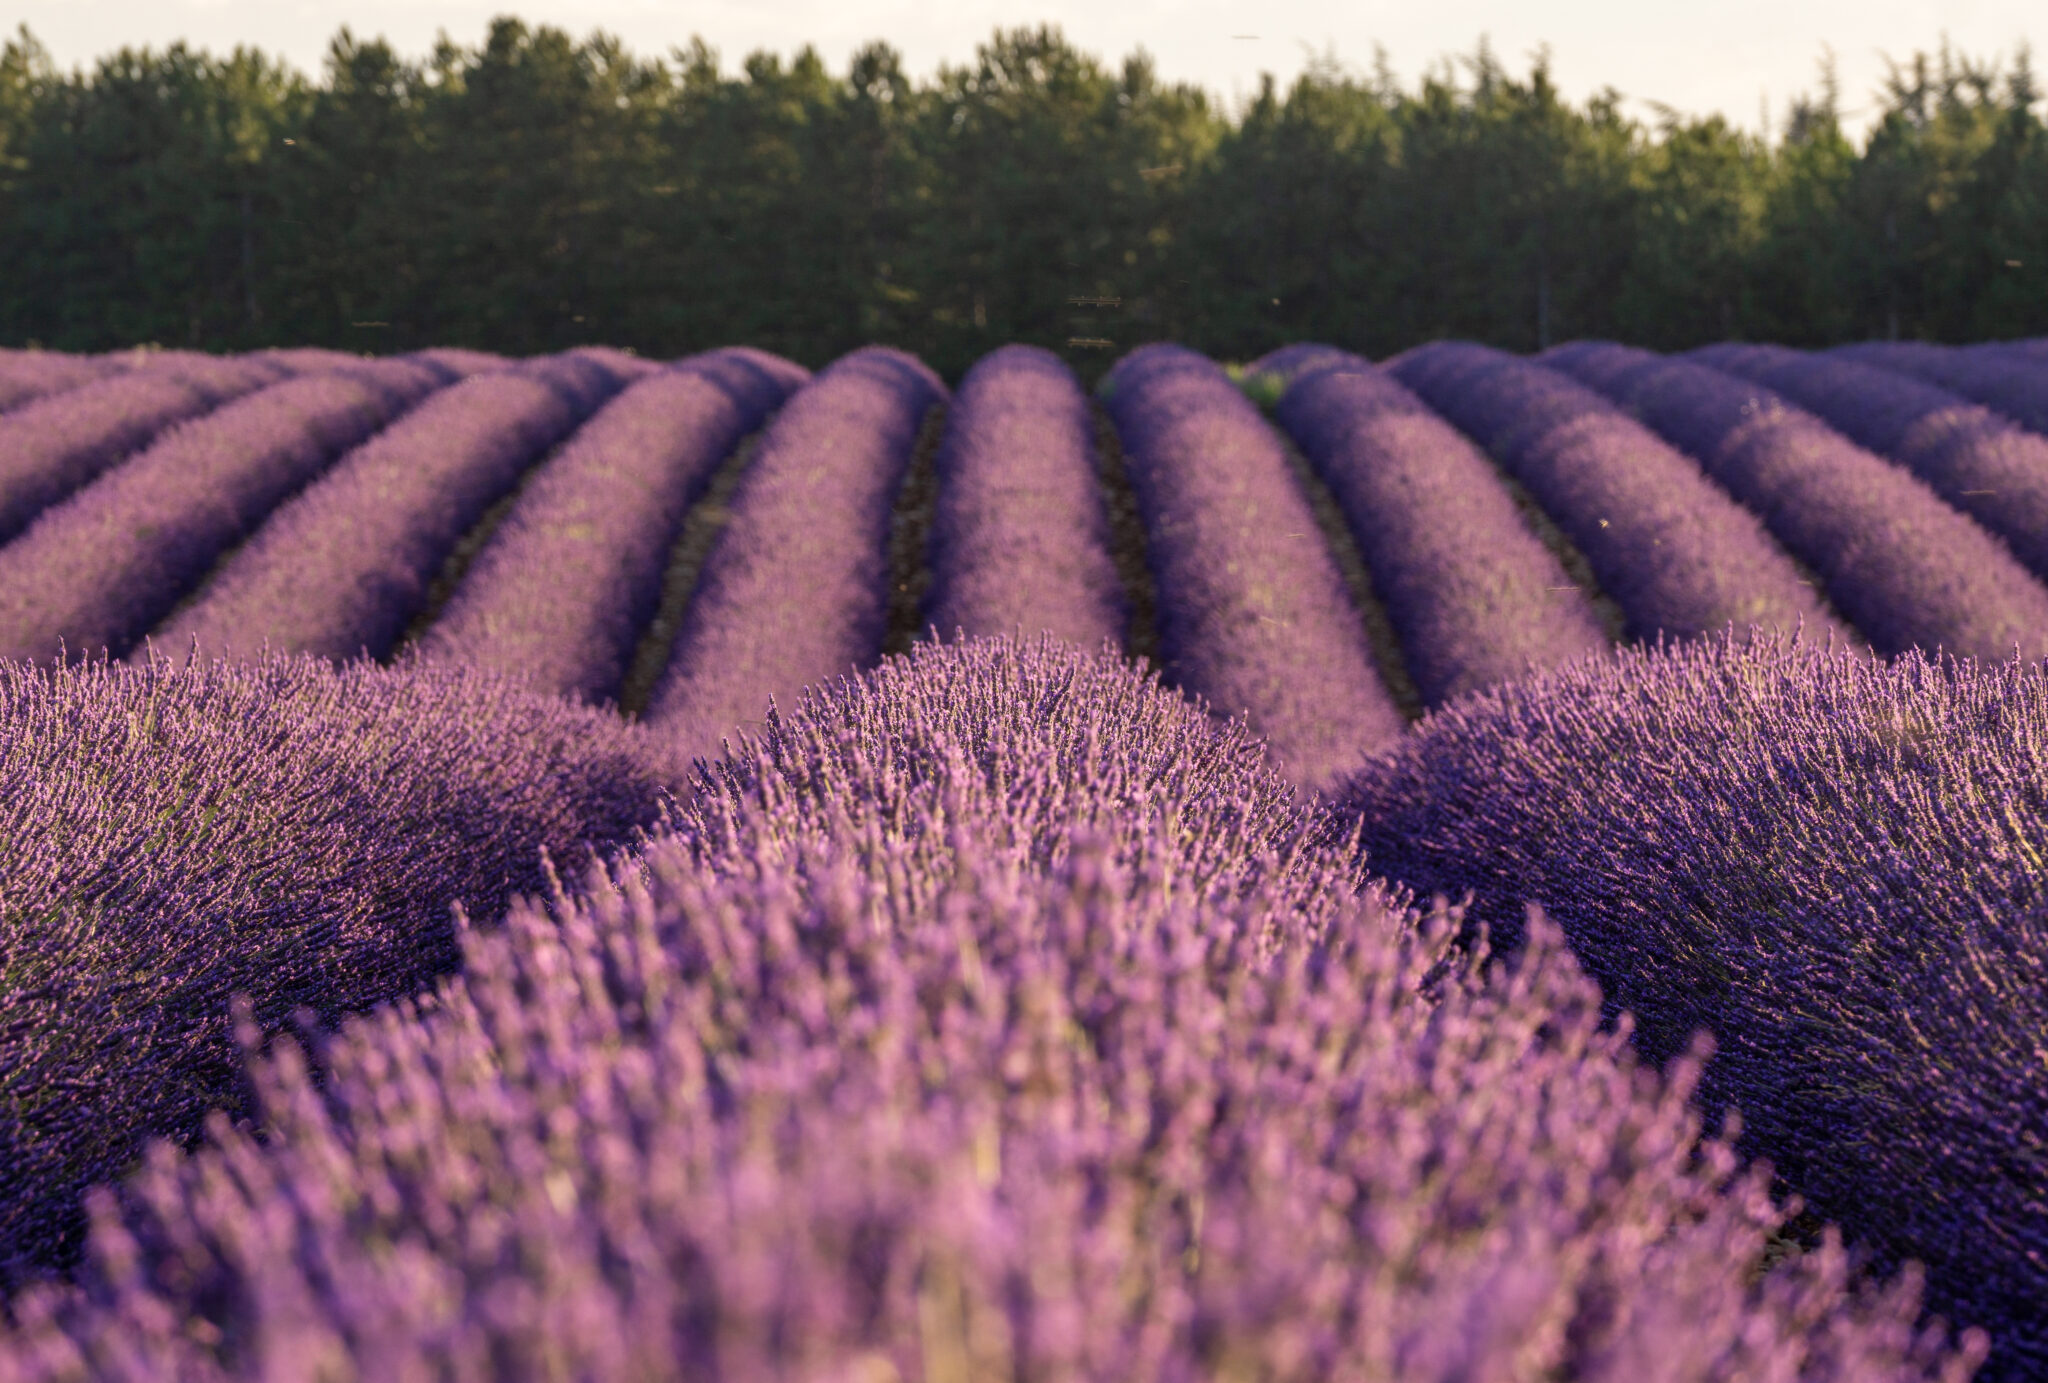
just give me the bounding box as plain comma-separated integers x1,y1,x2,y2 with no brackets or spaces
415,350,806,703
150,353,628,664
1337,628,2045,1378
644,345,945,768
1392,342,1850,648
1832,341,2048,439
1271,353,1612,705
0,636,1985,1382
1694,342,2048,589
0,351,121,414
1547,341,2048,661
924,345,1126,648
0,360,448,664
0,651,670,1281
0,354,286,546
1101,344,1406,793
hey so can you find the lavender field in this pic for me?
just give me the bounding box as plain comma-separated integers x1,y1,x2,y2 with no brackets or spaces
1,336,2045,1380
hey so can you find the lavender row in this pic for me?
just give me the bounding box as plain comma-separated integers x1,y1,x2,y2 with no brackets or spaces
1100,344,1406,794
1388,341,1849,649
0,353,288,547
922,344,1126,649
414,350,808,704
1831,340,2048,441
1335,627,2045,1380
0,636,1986,1382
0,651,670,1281
0,350,123,414
1549,342,2048,661
642,346,946,768
146,353,632,665
0,361,450,665
1269,352,1613,706
1695,342,2048,592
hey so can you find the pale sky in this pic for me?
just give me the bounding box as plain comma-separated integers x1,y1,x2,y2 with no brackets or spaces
7,0,2042,142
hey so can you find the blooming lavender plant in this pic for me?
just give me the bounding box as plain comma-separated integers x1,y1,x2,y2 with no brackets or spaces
1270,354,1613,705
0,361,447,665
1099,343,1407,794
0,650,671,1282
923,344,1127,650
0,354,287,546
0,636,1986,1382
1693,342,2048,589
1336,626,2047,1379
413,350,806,703
0,351,123,414
1547,341,2048,661
1389,341,1851,650
1832,340,2048,442
642,345,945,770
147,354,631,665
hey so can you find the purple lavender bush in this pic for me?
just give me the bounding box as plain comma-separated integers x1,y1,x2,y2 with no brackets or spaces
923,344,1126,649
0,361,447,664
0,354,286,546
1336,627,2047,1379
1831,341,2048,439
1099,343,1407,794
1271,353,1612,705
1545,341,2048,661
643,345,945,769
0,635,1986,1382
147,354,629,665
0,650,670,1284
413,350,806,703
1389,341,1851,649
1692,342,2048,590
0,351,123,414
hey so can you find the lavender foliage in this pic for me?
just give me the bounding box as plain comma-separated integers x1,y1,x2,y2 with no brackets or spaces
1389,342,1847,650
413,350,806,703
1099,343,1407,794
147,353,630,664
0,651,671,1282
0,354,287,547
1545,341,2048,660
0,361,447,664
1270,354,1612,705
1335,628,2047,1379
0,636,1989,1383
1830,341,2048,440
923,344,1127,649
0,352,122,414
643,345,945,769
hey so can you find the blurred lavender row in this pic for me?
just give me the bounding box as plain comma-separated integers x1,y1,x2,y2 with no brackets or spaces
0,652,669,1283
415,349,808,705
923,344,1126,650
1101,343,1405,795
0,350,125,414
0,637,1986,1382
1550,342,2048,661
1835,341,2048,440
0,359,452,665
1391,341,1850,649
146,352,633,666
1701,344,2048,589
1337,628,2047,1381
0,352,289,547
1266,350,1612,707
643,345,946,769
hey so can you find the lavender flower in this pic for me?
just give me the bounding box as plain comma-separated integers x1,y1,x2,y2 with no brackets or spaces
0,350,123,414
1270,353,1613,705
924,344,1127,649
1100,343,1407,793
1832,340,2048,442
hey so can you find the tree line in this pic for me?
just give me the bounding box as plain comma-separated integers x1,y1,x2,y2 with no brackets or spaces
0,18,2042,383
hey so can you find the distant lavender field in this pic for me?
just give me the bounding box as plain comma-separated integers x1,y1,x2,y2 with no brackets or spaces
1,337,2043,1381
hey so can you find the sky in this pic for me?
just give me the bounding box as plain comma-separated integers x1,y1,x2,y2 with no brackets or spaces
6,0,2042,142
